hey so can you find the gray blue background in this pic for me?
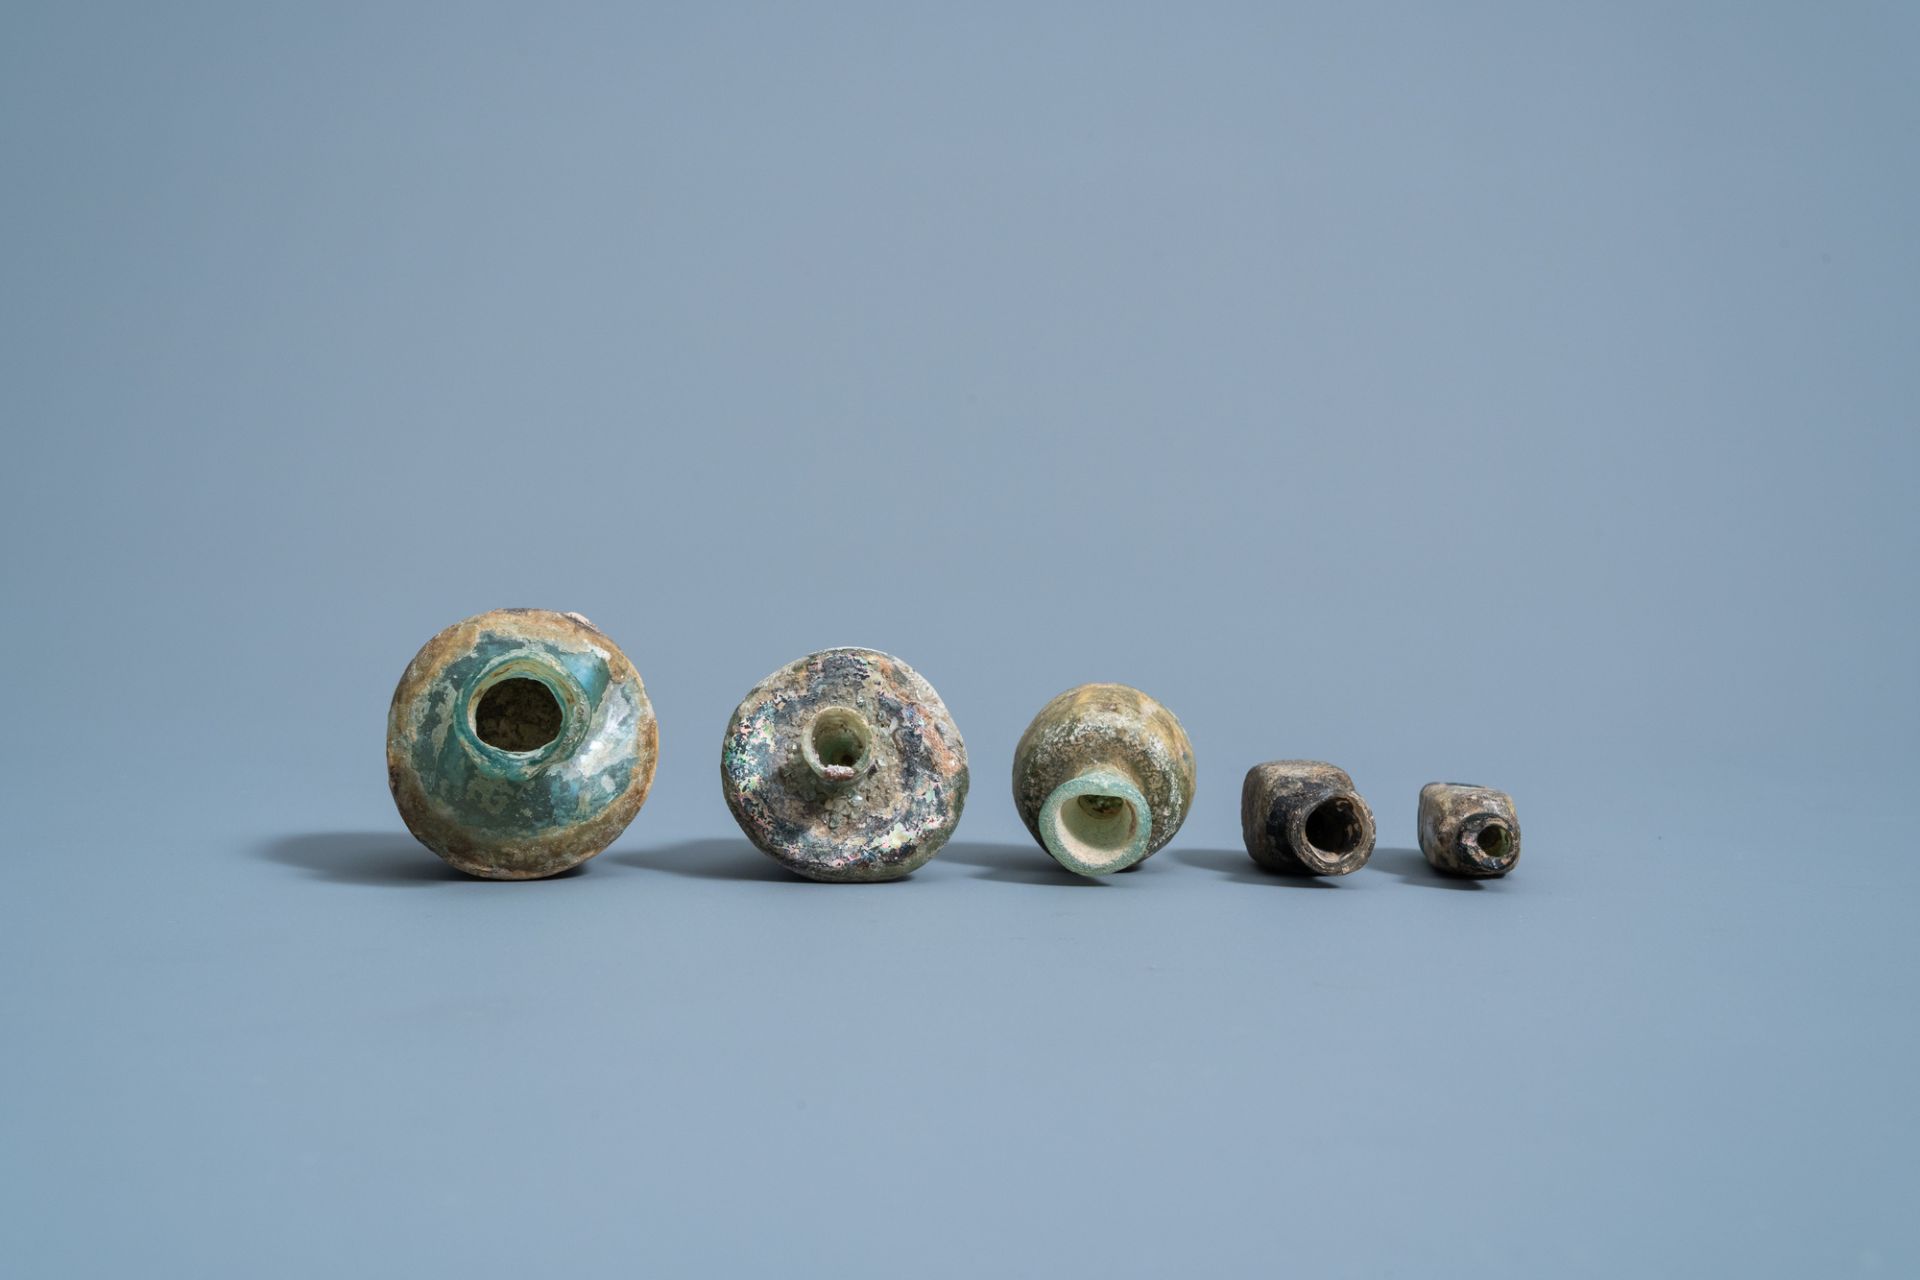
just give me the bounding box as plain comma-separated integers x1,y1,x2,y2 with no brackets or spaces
3,3,1915,1275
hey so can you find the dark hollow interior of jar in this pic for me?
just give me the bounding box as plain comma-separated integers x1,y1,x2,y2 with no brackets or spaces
1477,822,1512,860
1303,796,1365,855
474,678,564,752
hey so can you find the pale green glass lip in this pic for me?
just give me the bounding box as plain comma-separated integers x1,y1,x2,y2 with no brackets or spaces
1038,768,1153,877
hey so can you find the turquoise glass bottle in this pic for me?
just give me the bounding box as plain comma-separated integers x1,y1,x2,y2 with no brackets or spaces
387,609,658,879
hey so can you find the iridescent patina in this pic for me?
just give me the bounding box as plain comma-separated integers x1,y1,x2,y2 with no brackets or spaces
721,648,968,882
1012,683,1195,877
387,609,658,879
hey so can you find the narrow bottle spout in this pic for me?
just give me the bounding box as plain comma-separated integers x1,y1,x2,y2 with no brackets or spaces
800,706,875,787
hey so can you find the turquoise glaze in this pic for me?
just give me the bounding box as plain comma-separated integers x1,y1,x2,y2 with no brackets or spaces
387,609,658,879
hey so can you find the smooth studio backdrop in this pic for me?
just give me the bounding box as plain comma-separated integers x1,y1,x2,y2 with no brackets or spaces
3,4,1915,1276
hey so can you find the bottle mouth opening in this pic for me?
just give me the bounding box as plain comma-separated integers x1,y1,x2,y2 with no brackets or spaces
1474,821,1513,862
471,677,565,752
1060,792,1139,861
802,707,875,783
1040,772,1152,876
1303,795,1367,856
